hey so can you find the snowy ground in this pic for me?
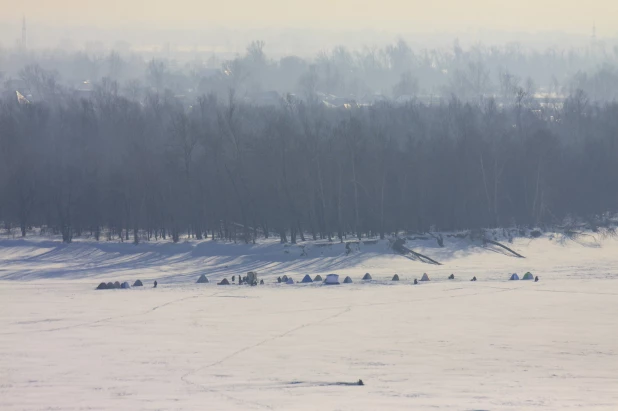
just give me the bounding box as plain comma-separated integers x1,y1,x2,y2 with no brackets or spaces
1,233,617,410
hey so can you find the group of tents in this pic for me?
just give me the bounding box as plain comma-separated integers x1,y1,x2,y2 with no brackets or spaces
96,279,144,290
509,272,538,281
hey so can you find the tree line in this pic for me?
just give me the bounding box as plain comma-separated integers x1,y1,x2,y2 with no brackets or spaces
1,87,617,243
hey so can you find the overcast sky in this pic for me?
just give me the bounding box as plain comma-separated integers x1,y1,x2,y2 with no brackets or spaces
2,0,617,35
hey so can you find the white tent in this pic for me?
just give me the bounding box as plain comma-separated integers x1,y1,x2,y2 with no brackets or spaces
324,274,340,285
420,273,430,281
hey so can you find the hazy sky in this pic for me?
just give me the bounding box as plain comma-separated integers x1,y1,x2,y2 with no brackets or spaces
3,0,617,35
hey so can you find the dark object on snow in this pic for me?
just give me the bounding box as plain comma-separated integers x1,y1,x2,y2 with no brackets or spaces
121,281,131,289
314,275,323,282
362,273,372,280
448,274,455,280
535,276,539,282
530,230,542,238
301,274,313,283
106,282,114,289
471,276,477,281
246,272,258,285
154,280,158,288
197,274,209,283
113,281,121,289
392,238,442,265
392,274,400,281
483,238,525,258
96,282,108,290
277,277,282,283
232,275,235,282
343,276,353,284
413,279,418,285
260,279,264,285
282,275,289,283
133,279,143,287
218,278,230,285
358,379,364,386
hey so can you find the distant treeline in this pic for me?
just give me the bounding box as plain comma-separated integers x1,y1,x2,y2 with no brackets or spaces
0,88,617,243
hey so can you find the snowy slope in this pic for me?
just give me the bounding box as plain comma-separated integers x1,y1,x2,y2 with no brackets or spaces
1,233,617,410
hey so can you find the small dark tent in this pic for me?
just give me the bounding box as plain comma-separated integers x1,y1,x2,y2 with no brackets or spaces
218,278,230,285
106,282,114,289
301,275,313,283
197,274,209,284
362,273,372,280
509,273,520,281
286,278,294,284
113,281,121,289
282,275,289,283
392,274,400,281
314,275,323,282
133,279,143,287
343,276,353,284
120,281,131,289
96,282,108,290
420,273,430,281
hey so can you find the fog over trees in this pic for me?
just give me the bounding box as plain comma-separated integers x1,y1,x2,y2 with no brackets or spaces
1,39,618,243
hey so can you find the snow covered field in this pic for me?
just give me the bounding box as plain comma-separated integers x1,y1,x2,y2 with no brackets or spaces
1,233,617,410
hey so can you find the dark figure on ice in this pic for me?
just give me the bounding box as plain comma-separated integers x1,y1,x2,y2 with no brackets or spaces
448,274,455,280
471,276,477,281
535,276,539,282
357,379,364,386
277,277,282,283
154,280,158,288
260,279,264,285
413,279,418,285
232,275,235,282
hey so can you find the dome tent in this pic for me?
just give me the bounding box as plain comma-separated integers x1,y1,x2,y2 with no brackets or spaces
314,275,323,282
113,281,121,289
106,282,114,289
218,278,230,285
120,282,131,289
282,275,289,283
343,276,353,283
301,275,313,283
509,273,520,280
96,282,108,290
324,274,340,285
392,274,400,281
522,272,534,280
362,273,372,280
197,274,209,284
420,273,430,281
133,279,143,287
286,277,294,284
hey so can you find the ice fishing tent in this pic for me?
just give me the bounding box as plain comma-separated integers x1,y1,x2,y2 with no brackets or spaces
522,272,534,280
314,275,323,282
120,282,131,289
509,273,520,280
113,281,121,289
324,274,340,285
197,274,209,284
301,275,313,283
133,280,143,287
392,274,400,281
343,276,353,283
96,282,108,290
420,273,430,281
282,275,289,283
218,278,230,285
286,278,294,284
362,273,372,280
106,282,114,289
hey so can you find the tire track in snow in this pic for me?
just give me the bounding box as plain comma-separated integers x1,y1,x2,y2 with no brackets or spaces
1,290,229,335
180,305,352,409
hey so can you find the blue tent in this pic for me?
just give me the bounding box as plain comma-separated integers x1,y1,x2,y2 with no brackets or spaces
324,274,340,285
509,273,520,280
286,278,294,284
300,275,313,283
120,281,131,289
